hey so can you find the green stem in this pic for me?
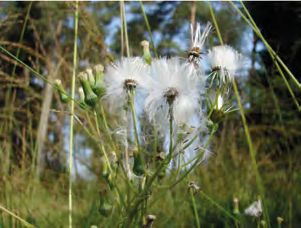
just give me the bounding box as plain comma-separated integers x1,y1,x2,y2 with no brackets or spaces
139,0,158,58
167,104,173,163
120,1,130,57
199,190,238,222
0,45,94,113
229,1,300,110
69,2,79,227
170,128,214,188
129,90,141,155
190,189,200,228
0,205,35,228
208,2,270,226
5,1,33,107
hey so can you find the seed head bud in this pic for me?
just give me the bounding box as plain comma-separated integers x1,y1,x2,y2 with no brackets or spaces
141,40,152,65
110,151,118,172
102,157,114,190
133,149,144,176
145,215,156,228
210,109,224,124
77,71,98,108
260,220,266,228
277,217,284,226
78,87,87,109
93,64,106,98
86,68,95,87
206,119,218,133
54,79,70,103
188,181,200,195
98,190,112,217
233,197,240,214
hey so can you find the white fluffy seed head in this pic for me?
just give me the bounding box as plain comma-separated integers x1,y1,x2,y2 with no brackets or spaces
190,22,213,51
245,199,262,218
144,57,200,125
207,45,247,82
103,57,149,109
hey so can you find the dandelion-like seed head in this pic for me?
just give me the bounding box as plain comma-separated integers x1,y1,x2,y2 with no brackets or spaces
124,78,137,92
208,45,246,84
188,22,212,63
144,57,199,125
164,87,178,105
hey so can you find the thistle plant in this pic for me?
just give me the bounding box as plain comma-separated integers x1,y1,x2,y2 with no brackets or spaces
55,18,247,227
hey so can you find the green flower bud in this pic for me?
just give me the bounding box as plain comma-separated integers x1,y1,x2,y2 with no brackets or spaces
133,151,144,176
141,40,152,65
93,64,106,98
102,157,114,190
210,109,224,124
77,72,98,108
206,119,218,133
260,220,266,228
78,87,87,110
110,151,118,172
233,197,240,215
54,79,70,103
145,215,156,228
86,68,95,87
277,217,284,227
98,190,112,217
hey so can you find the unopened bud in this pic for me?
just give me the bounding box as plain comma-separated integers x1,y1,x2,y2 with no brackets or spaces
110,151,118,172
188,181,200,195
145,215,156,228
77,71,98,108
206,119,218,132
54,79,70,103
102,157,114,190
86,68,95,87
260,220,266,228
93,64,106,98
277,217,284,226
78,87,87,109
210,109,224,124
141,40,152,65
233,197,240,215
133,150,144,176
98,190,112,217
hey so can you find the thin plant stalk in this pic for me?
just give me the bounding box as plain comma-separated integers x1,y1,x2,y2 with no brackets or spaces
129,90,141,154
69,2,79,228
238,0,301,88
229,1,300,110
139,0,158,58
208,1,270,226
5,1,33,107
190,189,200,228
120,1,130,57
167,104,174,163
0,205,35,228
119,2,124,57
0,46,89,112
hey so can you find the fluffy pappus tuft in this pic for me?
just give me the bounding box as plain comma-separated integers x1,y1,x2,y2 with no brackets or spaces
207,45,247,83
103,57,150,109
144,57,200,125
